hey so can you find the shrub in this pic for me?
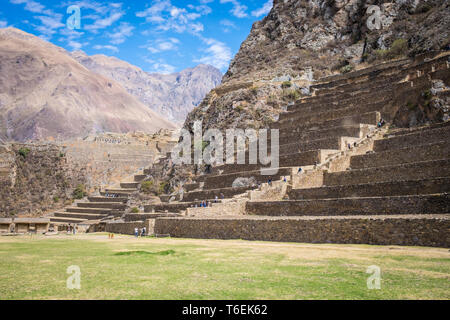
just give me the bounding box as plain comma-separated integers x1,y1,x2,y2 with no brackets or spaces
158,182,169,195
72,184,87,200
340,64,354,74
375,39,408,61
53,196,60,203
141,180,155,194
281,81,292,89
423,89,432,100
131,207,139,213
283,89,301,101
235,104,245,112
18,147,30,159
415,2,432,14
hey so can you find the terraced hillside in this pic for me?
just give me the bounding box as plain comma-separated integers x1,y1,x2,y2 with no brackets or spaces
146,52,450,248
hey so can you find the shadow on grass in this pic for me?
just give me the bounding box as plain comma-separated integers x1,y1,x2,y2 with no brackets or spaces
114,250,176,256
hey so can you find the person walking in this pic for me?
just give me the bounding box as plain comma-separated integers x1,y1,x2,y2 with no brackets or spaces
134,227,138,237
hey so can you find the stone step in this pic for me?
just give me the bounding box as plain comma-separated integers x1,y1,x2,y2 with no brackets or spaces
50,216,88,224
183,183,200,192
276,124,370,146
124,213,181,222
182,186,257,203
294,79,410,111
376,126,449,153
145,200,222,213
88,196,128,203
66,207,112,214
384,121,450,138
134,175,147,182
310,58,410,91
54,212,106,220
153,214,449,247
204,167,292,190
324,159,450,186
77,202,127,210
120,182,140,189
288,177,450,200
211,150,325,176
313,72,406,96
351,141,449,170
279,136,359,155
273,111,380,131
101,188,137,196
279,99,387,126
245,194,450,217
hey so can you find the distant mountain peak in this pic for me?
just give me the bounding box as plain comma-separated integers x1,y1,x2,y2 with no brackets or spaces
0,28,175,142
71,53,222,123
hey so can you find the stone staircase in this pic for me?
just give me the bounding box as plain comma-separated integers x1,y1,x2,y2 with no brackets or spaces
48,168,149,226
149,52,450,247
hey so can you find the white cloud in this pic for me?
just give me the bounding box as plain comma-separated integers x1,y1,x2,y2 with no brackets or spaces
108,22,134,45
33,14,65,38
144,37,180,53
195,37,232,71
220,0,248,18
136,0,208,35
146,59,176,74
220,19,237,33
251,0,273,17
85,11,124,32
93,44,119,52
10,0,63,39
68,40,84,50
0,20,7,28
187,4,212,15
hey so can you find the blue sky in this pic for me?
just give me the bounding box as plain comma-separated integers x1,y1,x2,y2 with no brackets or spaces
0,0,273,74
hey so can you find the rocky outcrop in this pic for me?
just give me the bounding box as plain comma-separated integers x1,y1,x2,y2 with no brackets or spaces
0,28,175,142
224,0,449,84
71,51,222,124
0,143,87,217
183,0,449,133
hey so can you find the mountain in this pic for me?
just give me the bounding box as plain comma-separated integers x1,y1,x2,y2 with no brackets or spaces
224,0,449,84
0,27,175,142
70,51,222,124
184,0,450,132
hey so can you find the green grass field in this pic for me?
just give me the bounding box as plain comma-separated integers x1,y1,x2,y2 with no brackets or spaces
0,234,448,300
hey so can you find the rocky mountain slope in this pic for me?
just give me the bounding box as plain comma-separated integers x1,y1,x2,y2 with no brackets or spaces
70,51,222,124
0,28,175,142
184,0,449,133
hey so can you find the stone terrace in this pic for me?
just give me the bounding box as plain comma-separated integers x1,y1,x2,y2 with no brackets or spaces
150,53,450,247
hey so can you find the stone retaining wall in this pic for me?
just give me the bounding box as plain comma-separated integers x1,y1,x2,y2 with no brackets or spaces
324,159,450,186
105,221,147,235
153,216,450,248
350,142,449,169
246,194,450,216
289,178,450,200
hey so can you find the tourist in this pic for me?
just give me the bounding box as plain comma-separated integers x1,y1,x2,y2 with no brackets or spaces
134,227,138,237
220,193,225,200
268,179,272,186
298,167,303,174
142,227,146,237
283,176,287,183
214,195,218,203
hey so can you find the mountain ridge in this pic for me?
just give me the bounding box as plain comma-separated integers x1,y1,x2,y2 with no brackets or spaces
0,27,176,142
70,51,223,124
